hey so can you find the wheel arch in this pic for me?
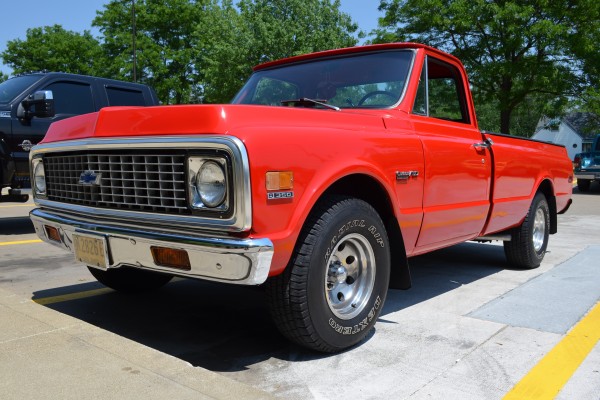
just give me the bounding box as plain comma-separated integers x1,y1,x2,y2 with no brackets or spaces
315,173,412,290
537,178,557,234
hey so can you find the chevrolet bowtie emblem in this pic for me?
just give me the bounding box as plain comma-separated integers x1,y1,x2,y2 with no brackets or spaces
79,170,102,186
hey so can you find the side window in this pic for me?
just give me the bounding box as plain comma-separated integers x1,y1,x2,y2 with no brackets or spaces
44,81,95,115
106,87,146,106
412,56,470,124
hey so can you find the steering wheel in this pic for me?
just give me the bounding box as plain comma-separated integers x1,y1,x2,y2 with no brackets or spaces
357,90,397,106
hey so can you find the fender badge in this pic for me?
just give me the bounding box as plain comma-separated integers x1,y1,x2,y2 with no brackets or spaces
18,140,34,151
268,191,294,200
79,170,102,186
0,111,10,118
396,171,419,181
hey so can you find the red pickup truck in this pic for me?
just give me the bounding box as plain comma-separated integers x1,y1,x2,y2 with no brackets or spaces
29,43,573,352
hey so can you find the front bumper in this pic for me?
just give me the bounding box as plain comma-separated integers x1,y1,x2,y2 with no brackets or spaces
30,208,274,285
575,172,600,180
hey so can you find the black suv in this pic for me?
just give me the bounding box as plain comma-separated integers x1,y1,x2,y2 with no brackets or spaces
0,72,159,201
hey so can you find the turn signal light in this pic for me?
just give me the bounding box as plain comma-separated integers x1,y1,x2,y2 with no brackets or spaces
266,171,294,190
44,225,61,243
150,246,191,271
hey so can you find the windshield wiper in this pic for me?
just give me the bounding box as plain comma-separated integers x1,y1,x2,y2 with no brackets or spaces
280,98,340,111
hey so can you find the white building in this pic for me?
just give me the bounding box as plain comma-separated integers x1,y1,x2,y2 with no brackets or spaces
532,114,596,160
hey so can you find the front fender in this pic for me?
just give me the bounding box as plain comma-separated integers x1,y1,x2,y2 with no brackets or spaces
241,126,422,275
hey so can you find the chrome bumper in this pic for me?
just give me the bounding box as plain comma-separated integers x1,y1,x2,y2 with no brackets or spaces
575,173,598,180
30,208,274,285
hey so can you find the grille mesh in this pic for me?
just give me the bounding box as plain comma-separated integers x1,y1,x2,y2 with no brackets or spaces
44,151,189,214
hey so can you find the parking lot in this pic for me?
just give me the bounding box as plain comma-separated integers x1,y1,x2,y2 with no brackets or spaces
1,187,599,399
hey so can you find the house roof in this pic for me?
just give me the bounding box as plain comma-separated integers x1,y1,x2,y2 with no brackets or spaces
562,112,599,139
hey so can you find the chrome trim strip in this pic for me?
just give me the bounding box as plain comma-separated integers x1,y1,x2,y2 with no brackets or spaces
30,208,273,285
30,136,252,232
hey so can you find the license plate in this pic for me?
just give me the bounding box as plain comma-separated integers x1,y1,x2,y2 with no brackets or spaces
73,233,109,270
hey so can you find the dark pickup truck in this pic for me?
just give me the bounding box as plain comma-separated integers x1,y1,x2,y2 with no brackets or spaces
574,134,600,192
0,72,159,201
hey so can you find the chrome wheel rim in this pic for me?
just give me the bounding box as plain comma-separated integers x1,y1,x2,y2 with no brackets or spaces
325,233,376,320
532,208,546,252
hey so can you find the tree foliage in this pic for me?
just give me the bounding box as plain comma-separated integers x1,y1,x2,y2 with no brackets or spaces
0,1,360,105
375,0,599,135
93,0,205,104
201,0,359,103
1,25,103,76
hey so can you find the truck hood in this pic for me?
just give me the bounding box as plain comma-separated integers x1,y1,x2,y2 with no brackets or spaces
41,104,389,144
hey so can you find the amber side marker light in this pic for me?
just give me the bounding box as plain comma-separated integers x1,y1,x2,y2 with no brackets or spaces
150,246,191,271
44,225,61,243
266,171,294,191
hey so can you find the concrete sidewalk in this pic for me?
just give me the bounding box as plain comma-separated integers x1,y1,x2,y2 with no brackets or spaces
0,287,274,400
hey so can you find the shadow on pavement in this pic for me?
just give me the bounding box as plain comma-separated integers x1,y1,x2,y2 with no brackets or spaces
383,242,506,313
33,241,507,372
0,216,36,235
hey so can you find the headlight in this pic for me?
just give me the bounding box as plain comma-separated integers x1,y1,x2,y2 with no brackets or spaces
33,159,46,195
188,157,228,210
196,161,226,207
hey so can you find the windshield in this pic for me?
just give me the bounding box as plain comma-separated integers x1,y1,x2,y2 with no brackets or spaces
0,75,40,104
232,50,414,109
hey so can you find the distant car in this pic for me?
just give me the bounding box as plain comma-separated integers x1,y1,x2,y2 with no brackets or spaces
574,134,600,192
0,72,159,202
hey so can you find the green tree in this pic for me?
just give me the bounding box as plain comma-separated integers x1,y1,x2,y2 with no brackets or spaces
0,72,8,83
201,0,360,103
1,25,103,76
375,0,597,135
93,0,205,104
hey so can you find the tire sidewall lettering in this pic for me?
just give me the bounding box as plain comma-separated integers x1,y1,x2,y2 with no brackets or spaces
323,219,385,263
328,295,382,335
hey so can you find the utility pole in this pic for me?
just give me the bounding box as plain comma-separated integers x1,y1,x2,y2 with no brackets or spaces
132,0,137,82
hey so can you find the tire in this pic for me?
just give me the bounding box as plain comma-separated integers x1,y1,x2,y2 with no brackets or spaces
266,196,390,352
88,266,173,293
503,192,550,269
577,179,591,192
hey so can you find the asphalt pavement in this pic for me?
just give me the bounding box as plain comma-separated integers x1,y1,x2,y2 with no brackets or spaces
1,187,599,399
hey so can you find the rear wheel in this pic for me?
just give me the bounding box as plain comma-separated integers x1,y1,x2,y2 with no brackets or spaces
577,179,591,192
503,192,550,269
266,196,390,352
88,266,173,293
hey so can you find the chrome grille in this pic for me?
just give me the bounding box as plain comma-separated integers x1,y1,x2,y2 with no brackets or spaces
44,151,189,214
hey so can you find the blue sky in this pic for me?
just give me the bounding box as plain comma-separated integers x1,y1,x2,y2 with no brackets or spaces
0,0,384,76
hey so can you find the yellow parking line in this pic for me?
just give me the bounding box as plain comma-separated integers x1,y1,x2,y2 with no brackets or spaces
503,301,600,399
0,204,33,208
33,287,114,305
0,239,43,246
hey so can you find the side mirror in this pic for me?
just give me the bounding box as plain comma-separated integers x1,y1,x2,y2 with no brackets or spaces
19,90,55,119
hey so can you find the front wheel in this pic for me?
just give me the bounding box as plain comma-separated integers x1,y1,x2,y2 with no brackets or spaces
266,196,390,352
88,266,173,293
503,192,550,269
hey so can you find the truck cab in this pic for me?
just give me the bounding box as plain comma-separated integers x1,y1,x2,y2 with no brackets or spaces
0,72,159,201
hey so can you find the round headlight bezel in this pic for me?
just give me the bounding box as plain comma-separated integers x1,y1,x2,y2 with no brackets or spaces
195,160,227,208
33,160,47,195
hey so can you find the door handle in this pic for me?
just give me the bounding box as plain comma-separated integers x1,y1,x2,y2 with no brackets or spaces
473,138,494,150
